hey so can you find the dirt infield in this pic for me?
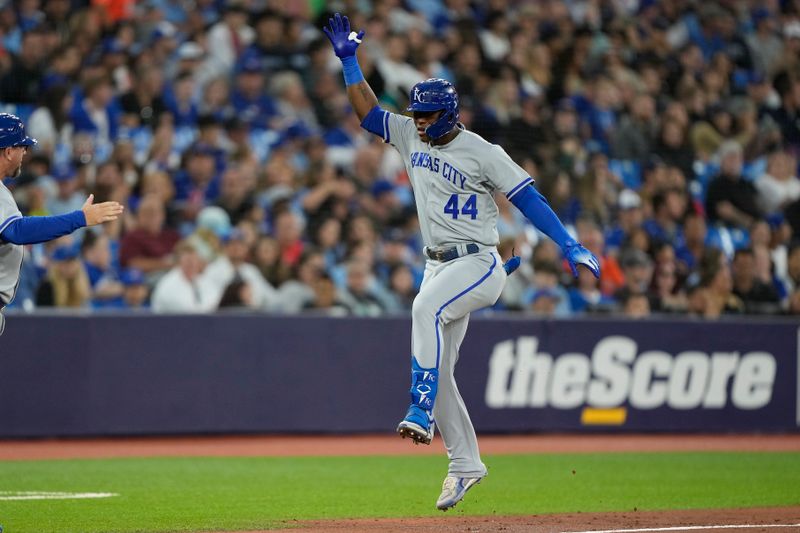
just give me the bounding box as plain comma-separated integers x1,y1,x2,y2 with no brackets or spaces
276,507,800,532
1,433,799,460
3,434,799,532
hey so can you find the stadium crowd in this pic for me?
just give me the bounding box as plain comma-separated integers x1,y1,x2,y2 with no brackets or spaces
2,0,800,319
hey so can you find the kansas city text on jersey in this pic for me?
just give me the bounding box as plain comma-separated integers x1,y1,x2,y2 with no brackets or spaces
410,151,468,190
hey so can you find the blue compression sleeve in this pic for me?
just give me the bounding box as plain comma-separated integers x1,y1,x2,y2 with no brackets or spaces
0,210,86,245
509,185,574,249
360,106,390,142
341,56,365,85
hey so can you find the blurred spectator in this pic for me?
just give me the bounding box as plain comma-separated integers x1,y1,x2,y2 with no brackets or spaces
28,84,74,158
605,189,644,254
768,71,800,151
616,249,655,305
747,10,783,77
277,249,325,313
755,151,800,215
253,235,286,287
81,230,123,308
643,188,687,246
0,28,47,103
675,211,708,272
386,263,417,312
217,276,254,309
119,193,179,275
303,273,349,316
151,237,219,313
215,165,259,225
231,58,277,130
337,259,386,317
653,118,695,181
697,249,745,318
523,260,570,317
731,248,781,315
273,209,304,271
705,141,762,228
47,165,84,215
119,65,166,129
621,291,651,319
204,228,278,311
611,93,658,163
203,3,254,81
6,0,800,320
173,144,221,220
651,258,688,314
36,244,91,308
118,268,149,310
69,75,120,158
575,217,624,297
568,267,615,315
529,287,564,317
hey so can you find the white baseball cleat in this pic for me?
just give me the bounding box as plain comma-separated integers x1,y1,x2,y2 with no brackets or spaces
436,475,483,511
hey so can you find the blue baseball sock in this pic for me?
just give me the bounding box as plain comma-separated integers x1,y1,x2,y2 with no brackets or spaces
409,356,438,411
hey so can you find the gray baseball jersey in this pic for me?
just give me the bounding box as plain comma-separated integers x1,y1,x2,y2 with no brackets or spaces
0,181,23,305
377,112,532,248
367,109,530,478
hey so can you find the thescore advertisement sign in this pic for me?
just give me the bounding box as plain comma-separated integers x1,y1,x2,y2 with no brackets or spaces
458,318,799,432
0,314,797,435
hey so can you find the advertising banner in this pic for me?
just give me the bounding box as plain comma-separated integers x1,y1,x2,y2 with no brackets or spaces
458,318,799,432
0,314,796,436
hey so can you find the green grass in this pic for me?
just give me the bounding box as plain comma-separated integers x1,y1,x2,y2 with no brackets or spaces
0,452,798,533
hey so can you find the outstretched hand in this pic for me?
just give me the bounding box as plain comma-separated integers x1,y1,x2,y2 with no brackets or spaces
564,241,601,279
322,12,364,58
82,194,124,226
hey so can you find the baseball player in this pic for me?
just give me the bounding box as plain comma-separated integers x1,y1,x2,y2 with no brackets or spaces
0,113,123,334
323,14,600,510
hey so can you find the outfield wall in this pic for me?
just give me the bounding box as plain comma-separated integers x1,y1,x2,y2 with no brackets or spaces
0,313,797,437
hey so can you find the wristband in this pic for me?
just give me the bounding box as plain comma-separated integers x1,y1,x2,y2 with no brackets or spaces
342,56,365,86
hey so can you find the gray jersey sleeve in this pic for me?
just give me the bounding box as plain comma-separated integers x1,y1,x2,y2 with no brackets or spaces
481,144,534,200
360,107,415,155
0,186,22,234
385,111,416,156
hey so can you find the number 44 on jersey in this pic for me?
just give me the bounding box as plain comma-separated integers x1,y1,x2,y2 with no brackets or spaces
444,194,478,220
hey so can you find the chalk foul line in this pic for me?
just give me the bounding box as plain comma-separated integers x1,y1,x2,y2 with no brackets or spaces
0,491,118,501
566,523,800,533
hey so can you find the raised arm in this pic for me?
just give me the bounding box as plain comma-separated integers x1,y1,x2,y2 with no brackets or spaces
0,195,123,245
323,13,378,121
510,185,601,279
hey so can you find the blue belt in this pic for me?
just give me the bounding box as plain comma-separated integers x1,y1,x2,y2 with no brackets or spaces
426,243,480,262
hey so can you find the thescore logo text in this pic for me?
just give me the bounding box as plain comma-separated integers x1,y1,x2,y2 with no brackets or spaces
485,336,776,410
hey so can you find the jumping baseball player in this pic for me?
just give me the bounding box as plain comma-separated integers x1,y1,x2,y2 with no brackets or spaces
0,113,123,334
323,14,600,510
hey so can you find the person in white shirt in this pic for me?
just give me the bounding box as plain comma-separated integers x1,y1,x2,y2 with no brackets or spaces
203,4,254,81
203,228,278,311
755,151,800,214
151,237,220,313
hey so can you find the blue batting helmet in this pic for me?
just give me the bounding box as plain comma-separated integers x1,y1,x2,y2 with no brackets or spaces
405,78,459,140
0,113,36,148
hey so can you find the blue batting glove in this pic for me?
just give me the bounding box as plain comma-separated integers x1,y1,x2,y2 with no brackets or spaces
322,13,365,59
563,241,600,279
